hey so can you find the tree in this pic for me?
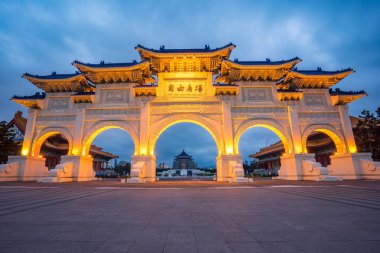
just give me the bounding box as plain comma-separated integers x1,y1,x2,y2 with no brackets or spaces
353,107,380,161
0,121,20,164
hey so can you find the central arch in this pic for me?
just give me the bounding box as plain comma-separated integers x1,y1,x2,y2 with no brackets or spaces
81,121,139,156
234,119,293,155
149,114,224,156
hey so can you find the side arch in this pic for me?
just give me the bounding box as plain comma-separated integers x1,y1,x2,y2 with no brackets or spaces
234,119,293,154
31,127,73,157
149,114,224,155
81,121,139,156
301,124,346,154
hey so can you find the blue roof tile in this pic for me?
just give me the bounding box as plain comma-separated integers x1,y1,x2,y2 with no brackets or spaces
72,60,141,68
136,43,235,53
23,72,82,80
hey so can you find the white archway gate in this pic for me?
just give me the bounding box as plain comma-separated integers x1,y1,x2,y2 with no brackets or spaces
2,43,378,182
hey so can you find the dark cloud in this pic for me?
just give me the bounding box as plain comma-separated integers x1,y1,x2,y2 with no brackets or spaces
1,0,379,166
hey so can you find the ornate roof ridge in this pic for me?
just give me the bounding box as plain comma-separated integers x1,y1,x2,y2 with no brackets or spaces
135,43,235,54
12,92,46,100
229,57,301,66
72,59,148,68
292,67,354,75
329,88,366,95
23,72,82,80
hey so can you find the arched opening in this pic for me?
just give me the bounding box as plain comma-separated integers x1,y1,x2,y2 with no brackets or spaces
83,128,135,178
306,132,337,167
238,126,284,177
38,134,69,170
154,122,218,180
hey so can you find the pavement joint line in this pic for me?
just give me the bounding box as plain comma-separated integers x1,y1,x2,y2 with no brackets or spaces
93,185,333,190
0,190,113,217
263,187,380,211
0,186,59,189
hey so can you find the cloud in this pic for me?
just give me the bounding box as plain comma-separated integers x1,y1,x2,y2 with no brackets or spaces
0,0,379,166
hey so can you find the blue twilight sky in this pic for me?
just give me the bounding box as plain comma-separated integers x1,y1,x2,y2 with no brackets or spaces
0,0,379,166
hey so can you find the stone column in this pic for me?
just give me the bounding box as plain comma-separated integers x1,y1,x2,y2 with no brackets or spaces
287,105,303,154
338,105,356,153
128,102,156,183
222,102,234,154
21,109,38,156
71,109,85,155
277,106,307,180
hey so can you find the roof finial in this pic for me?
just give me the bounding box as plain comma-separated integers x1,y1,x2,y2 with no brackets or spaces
160,45,165,51
51,71,56,75
266,58,271,62
317,67,322,71
205,44,210,50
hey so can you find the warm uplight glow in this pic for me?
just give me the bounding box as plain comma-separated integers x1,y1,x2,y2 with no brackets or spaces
226,146,233,155
349,146,357,153
38,155,43,158
72,149,79,155
22,149,28,156
140,147,147,156
295,145,303,154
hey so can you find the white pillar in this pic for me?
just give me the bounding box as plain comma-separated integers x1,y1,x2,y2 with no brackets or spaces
222,102,234,155
287,105,302,154
71,109,85,155
21,109,38,156
338,105,356,153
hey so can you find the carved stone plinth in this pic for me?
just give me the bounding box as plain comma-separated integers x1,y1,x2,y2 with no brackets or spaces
278,154,313,180
329,153,376,179
0,155,47,181
128,155,156,183
216,154,248,182
60,155,94,182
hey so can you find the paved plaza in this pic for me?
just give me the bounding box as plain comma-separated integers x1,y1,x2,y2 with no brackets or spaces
0,180,379,253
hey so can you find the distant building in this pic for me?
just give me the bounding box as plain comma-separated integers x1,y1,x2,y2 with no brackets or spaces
172,150,197,171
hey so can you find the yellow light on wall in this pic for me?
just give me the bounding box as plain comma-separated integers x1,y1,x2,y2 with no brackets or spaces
226,146,233,155
22,149,28,156
349,146,357,153
140,147,147,156
295,145,303,154
72,149,79,155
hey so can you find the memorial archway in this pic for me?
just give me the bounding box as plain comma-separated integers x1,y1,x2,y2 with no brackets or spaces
6,43,371,183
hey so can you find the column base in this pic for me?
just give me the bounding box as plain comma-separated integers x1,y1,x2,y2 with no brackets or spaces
128,155,156,183
329,153,378,180
278,154,312,180
0,155,47,182
216,154,247,182
39,156,95,183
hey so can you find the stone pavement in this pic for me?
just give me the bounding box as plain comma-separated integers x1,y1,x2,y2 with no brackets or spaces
0,180,379,252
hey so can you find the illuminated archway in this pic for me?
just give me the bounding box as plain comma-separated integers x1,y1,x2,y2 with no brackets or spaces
149,114,224,156
301,125,346,154
234,119,293,155
81,121,139,156
32,127,73,157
